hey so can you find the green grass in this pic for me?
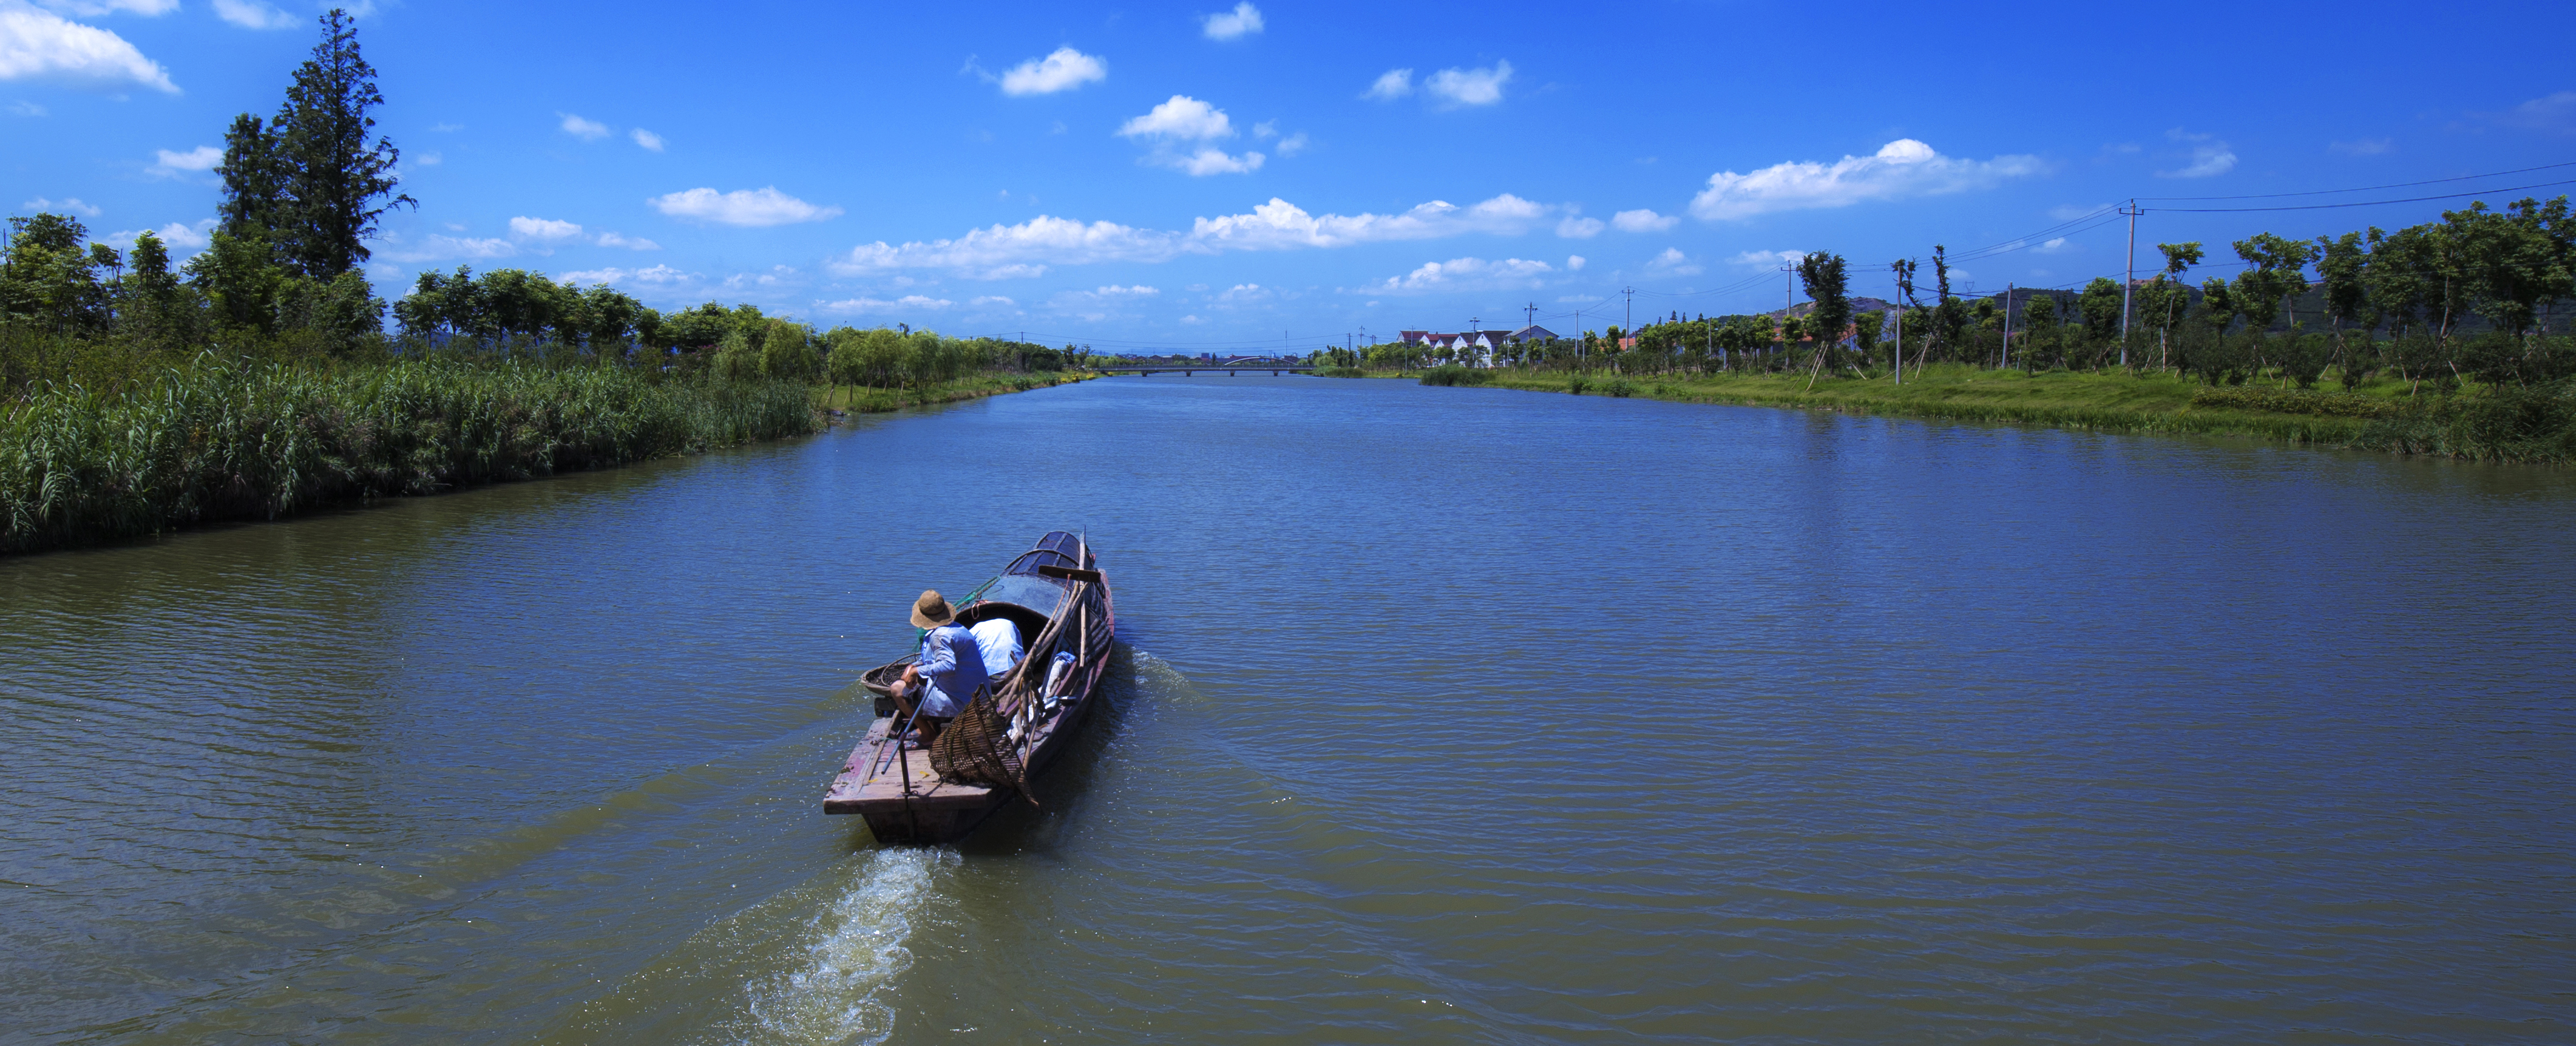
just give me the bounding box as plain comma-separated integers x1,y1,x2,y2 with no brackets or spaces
1448,364,2574,463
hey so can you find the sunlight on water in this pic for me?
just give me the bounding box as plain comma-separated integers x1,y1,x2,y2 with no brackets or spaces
732,848,954,1046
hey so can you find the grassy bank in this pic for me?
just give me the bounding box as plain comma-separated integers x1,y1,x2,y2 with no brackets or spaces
1,355,823,554
1415,364,2575,464
816,370,1096,413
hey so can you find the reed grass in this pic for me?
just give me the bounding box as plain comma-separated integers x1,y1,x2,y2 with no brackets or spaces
1,353,821,554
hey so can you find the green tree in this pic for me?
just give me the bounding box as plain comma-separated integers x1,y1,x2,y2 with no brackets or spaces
2315,231,2375,387
2078,277,2125,368
760,319,814,380
275,9,412,277
1795,251,1851,383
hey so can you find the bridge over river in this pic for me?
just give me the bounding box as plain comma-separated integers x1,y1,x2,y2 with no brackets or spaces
1094,359,1316,376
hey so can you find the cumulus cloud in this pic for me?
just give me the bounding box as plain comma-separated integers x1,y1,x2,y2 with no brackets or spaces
1363,255,1554,294
2159,129,2236,178
1567,254,1585,270
1119,94,1235,141
413,151,441,166
819,294,955,313
649,186,842,226
1119,95,1263,175
1556,216,1604,239
1689,139,2044,220
2031,237,2076,254
1363,69,1412,101
1424,61,1510,107
1730,249,1808,267
595,230,660,251
385,235,518,262
1611,208,1677,233
146,144,220,176
1645,247,1700,276
209,0,296,29
22,195,99,216
1000,46,1105,96
0,4,177,92
1201,2,1261,39
830,192,1565,280
1049,284,1159,319
559,113,610,141
1275,131,1307,156
150,218,212,246
630,127,664,151
509,216,584,240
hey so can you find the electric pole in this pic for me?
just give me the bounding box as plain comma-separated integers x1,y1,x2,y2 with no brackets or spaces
1622,288,1633,340
2002,283,2014,370
2120,200,2143,369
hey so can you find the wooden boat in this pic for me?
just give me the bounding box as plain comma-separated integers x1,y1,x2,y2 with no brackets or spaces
822,531,1114,844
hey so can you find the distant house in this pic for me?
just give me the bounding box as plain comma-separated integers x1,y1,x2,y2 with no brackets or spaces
1507,325,1557,344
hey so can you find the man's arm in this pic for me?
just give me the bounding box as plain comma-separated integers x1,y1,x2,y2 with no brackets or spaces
915,630,956,678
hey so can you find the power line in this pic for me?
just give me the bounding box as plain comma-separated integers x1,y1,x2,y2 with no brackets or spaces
2143,177,2576,212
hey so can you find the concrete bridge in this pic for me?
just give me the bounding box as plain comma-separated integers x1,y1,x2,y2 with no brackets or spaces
1094,359,1317,377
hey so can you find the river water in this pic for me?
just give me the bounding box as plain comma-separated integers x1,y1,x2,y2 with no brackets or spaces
5,376,2572,1044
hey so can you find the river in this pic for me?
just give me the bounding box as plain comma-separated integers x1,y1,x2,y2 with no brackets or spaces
5,375,2572,1044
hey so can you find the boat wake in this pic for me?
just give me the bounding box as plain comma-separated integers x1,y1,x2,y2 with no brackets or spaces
731,847,955,1045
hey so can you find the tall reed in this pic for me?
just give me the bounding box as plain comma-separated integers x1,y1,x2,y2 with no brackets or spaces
1,353,820,554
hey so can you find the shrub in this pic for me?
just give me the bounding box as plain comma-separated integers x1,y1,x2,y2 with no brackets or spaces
1566,376,1589,395
1418,364,1489,387
2189,385,2399,418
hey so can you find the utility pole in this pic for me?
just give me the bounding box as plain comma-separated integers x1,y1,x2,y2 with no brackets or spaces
2001,283,2014,370
2120,200,2142,369
1622,288,1633,340
1892,307,1902,385
1470,316,1479,367
1524,301,1537,330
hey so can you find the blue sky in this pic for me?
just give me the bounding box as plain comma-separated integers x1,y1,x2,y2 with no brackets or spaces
6,0,2574,351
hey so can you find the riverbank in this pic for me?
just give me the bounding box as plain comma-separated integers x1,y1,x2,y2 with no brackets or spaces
818,370,1096,414
1388,365,2574,464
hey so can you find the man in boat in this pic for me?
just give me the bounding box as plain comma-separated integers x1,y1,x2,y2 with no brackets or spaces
890,590,986,745
970,614,1023,679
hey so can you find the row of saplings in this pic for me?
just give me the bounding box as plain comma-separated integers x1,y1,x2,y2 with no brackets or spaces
680,319,1072,390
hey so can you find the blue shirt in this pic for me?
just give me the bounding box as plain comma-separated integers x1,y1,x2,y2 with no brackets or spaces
915,623,988,717
969,618,1023,678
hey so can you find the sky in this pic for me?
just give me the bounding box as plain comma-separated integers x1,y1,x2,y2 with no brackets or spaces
5,0,2575,353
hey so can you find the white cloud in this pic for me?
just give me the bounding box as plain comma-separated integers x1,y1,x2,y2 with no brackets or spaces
595,230,660,251
830,192,1565,280
2158,129,2236,178
1048,284,1159,319
1730,249,1808,267
969,296,1015,308
1689,139,2044,220
559,113,610,141
1119,94,1236,141
1566,255,1585,271
8,100,44,115
1611,208,1676,233
2031,237,2076,254
129,219,211,247
1200,2,1261,39
1424,61,1510,107
559,263,693,285
22,195,98,216
385,235,517,262
1363,68,1412,101
630,127,663,151
414,151,441,166
2330,137,2393,156
1363,255,1554,294
2493,91,2576,133
1555,216,1603,239
1000,46,1105,96
146,144,220,176
819,294,955,314
648,186,842,226
209,0,296,29
1275,131,1307,156
1163,147,1264,175
37,0,180,15
2049,202,2111,220
1646,248,1700,276
509,216,583,240
0,5,177,92
1216,283,1270,304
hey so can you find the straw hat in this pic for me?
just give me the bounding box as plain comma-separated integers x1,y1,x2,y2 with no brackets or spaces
909,589,955,629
